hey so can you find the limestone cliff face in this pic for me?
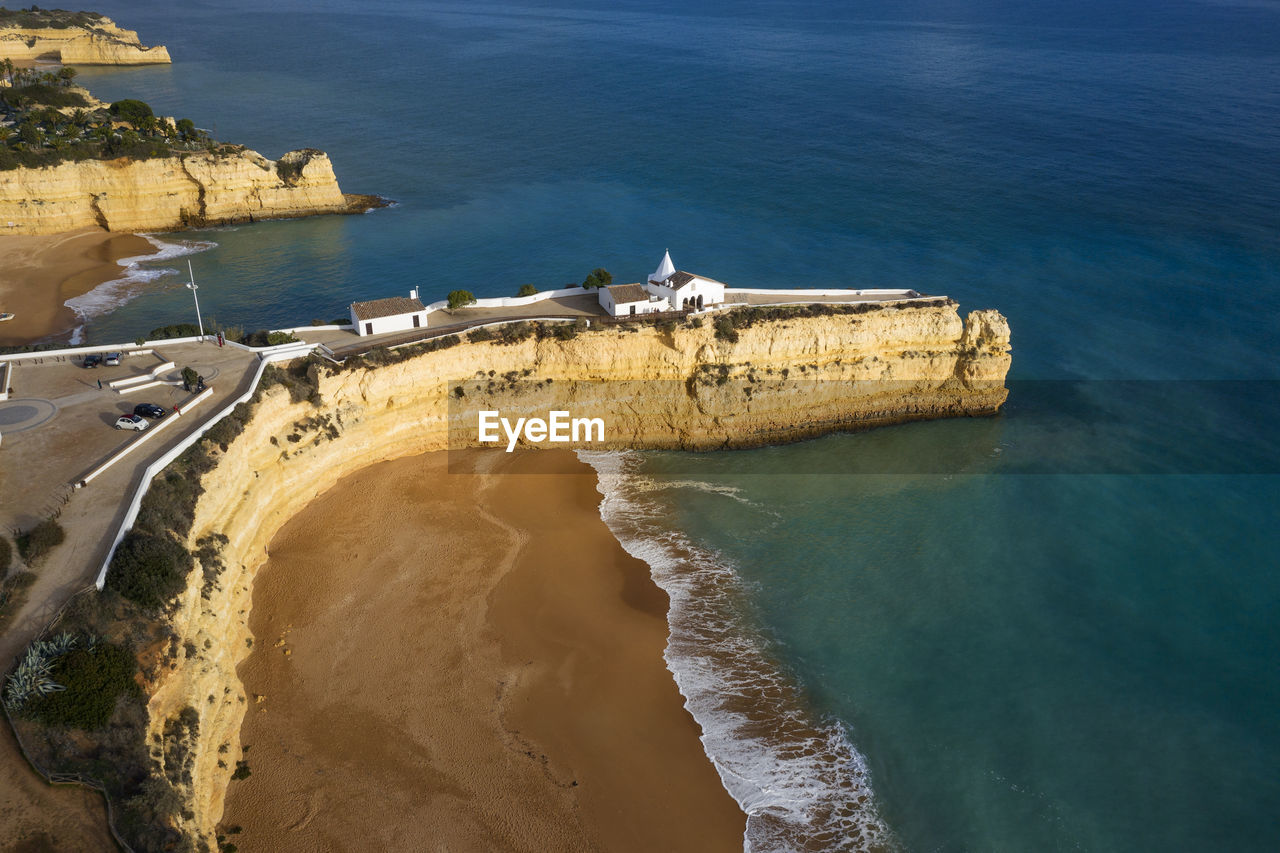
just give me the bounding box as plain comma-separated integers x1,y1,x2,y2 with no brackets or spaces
0,17,170,64
0,148,352,233
141,303,1011,843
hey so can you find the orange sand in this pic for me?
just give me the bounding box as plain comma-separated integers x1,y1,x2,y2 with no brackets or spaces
222,450,745,851
0,229,156,346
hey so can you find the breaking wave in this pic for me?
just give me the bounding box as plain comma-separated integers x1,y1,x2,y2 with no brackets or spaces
581,450,900,853
66,235,217,343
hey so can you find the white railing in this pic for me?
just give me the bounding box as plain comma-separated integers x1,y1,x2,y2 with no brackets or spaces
0,336,207,364
0,361,11,402
92,347,312,591
723,287,922,298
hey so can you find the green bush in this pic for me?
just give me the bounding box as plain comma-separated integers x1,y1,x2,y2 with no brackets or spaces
108,99,154,126
104,531,193,611
714,315,740,343
447,290,476,310
16,518,64,564
22,644,140,730
266,331,299,346
516,284,538,297
147,323,201,340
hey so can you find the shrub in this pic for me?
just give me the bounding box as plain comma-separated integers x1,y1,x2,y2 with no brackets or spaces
22,643,140,730
516,284,538,297
0,535,10,573
266,331,299,346
181,366,199,391
231,761,251,780
104,531,193,611
329,316,350,326
714,315,739,343
147,323,201,340
581,267,612,289
468,326,494,342
16,518,64,564
447,290,476,310
108,99,154,126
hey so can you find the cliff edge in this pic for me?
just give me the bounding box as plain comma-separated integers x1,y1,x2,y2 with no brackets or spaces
0,13,170,65
0,147,369,233
7,303,1011,849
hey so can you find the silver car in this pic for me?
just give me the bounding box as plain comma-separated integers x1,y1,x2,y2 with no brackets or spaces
115,414,149,431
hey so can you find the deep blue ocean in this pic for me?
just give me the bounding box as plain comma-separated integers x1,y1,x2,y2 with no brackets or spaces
69,1,1279,850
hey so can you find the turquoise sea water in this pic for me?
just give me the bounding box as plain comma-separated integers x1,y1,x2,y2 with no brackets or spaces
68,1,1279,849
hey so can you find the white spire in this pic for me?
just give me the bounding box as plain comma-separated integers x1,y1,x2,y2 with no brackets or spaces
650,249,675,283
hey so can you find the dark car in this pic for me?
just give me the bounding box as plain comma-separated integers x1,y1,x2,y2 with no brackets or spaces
83,354,102,368
133,403,166,420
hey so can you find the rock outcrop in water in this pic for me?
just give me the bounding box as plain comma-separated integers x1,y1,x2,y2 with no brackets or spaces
0,147,372,234
0,14,170,65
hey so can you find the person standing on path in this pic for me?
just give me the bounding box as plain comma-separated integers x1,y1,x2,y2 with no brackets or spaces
97,379,102,390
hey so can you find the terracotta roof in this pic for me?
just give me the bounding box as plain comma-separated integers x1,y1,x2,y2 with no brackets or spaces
351,296,426,321
667,271,695,288
605,283,649,303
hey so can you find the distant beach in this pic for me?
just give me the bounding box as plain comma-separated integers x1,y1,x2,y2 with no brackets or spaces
0,230,157,346
222,450,745,851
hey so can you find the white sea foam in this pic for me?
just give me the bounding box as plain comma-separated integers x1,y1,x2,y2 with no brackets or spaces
580,450,900,853
65,235,217,343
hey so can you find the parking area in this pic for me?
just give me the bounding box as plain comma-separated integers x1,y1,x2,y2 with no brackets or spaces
0,341,259,535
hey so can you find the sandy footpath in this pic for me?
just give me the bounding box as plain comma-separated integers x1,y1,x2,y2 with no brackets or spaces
0,229,156,346
222,450,745,852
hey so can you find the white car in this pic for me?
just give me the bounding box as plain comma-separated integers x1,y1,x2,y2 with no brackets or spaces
115,414,149,431
0,312,13,322
105,352,122,366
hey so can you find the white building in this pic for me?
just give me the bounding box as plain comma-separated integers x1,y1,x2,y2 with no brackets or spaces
596,251,728,317
350,292,429,336
599,283,668,316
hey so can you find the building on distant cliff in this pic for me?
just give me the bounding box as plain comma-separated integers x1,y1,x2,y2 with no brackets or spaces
596,251,727,316
350,292,428,336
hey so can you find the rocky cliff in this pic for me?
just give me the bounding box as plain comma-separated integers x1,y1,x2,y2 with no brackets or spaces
0,147,365,233
136,301,1010,844
0,15,170,65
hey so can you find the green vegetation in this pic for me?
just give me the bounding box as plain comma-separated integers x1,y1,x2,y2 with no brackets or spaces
0,569,36,631
147,323,201,339
0,63,216,171
0,8,107,29
516,283,538,297
230,760,251,780
104,531,193,611
713,314,739,343
581,267,612,289
21,643,140,730
16,517,64,564
447,289,476,310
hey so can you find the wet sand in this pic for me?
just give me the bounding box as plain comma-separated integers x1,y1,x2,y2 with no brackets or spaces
0,229,156,346
222,450,745,852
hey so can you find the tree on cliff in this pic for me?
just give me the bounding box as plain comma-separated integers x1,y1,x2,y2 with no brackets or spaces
108,98,154,127
581,268,612,289
517,284,538,297
448,290,477,310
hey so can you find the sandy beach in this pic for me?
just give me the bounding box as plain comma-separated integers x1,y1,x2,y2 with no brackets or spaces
222,449,745,851
0,229,156,346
